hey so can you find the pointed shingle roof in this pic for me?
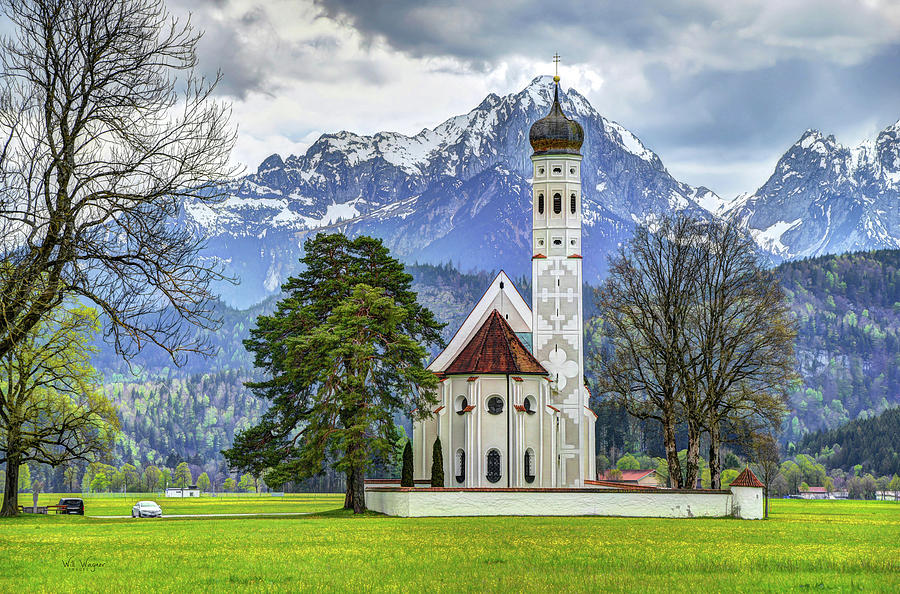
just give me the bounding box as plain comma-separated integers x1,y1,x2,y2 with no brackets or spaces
731,467,764,488
444,310,547,375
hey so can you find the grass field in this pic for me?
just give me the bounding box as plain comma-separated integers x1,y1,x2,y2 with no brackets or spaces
21,492,341,515
1,496,897,592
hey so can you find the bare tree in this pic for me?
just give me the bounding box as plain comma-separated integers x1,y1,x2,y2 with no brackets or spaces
684,219,796,488
0,0,236,365
592,215,701,488
751,432,781,519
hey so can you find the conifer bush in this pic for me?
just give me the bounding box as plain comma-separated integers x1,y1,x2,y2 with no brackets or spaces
431,437,444,487
401,441,414,487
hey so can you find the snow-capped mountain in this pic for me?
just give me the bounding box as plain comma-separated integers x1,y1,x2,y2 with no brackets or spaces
725,122,900,260
183,76,717,307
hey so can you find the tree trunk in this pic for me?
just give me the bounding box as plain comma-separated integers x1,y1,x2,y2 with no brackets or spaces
684,416,701,489
708,417,721,489
351,466,366,514
1,452,21,517
662,408,683,489
344,468,354,510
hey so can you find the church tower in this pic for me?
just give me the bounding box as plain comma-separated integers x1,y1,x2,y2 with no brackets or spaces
528,76,591,486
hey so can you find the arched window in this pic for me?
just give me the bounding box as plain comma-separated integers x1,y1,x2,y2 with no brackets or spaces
486,449,502,483
487,396,504,415
553,193,562,215
537,193,544,215
455,449,465,484
523,395,536,414
570,193,577,214
456,395,468,415
524,448,535,484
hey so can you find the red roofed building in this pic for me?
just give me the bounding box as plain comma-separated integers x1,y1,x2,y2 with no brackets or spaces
799,485,828,499
597,469,663,488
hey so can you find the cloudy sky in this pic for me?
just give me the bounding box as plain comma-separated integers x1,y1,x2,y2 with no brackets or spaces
167,0,900,198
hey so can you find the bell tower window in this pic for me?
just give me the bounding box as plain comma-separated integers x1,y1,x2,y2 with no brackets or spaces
537,193,544,215
570,193,577,214
553,193,562,215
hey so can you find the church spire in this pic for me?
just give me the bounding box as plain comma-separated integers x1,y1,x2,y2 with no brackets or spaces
528,56,583,156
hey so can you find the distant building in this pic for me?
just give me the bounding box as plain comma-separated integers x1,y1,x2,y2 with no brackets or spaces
597,469,663,488
165,486,200,498
799,486,828,499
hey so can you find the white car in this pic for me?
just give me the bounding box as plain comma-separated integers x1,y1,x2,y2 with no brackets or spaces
132,501,162,518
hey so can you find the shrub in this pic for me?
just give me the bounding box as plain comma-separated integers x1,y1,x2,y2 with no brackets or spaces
401,441,414,487
431,437,444,487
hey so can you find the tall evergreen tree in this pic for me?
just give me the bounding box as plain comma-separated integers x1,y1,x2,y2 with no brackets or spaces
223,234,444,513
431,437,444,487
401,441,414,487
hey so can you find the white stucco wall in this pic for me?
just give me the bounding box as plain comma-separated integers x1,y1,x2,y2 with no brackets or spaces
730,486,764,520
365,486,764,519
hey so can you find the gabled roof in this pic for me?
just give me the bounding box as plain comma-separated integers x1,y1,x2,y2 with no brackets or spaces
444,310,547,375
731,467,764,488
428,271,532,373
598,469,657,482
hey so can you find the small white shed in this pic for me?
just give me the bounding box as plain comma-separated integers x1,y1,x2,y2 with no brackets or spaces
165,486,200,498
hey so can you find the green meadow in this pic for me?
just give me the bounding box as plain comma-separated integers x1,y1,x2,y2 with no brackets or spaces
0,497,897,592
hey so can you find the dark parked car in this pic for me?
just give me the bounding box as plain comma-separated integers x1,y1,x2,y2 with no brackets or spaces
58,498,84,515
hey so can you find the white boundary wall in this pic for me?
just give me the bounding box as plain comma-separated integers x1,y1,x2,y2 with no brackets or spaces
365,487,764,519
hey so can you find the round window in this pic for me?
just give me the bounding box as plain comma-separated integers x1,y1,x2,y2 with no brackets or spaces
487,396,504,415
523,395,536,414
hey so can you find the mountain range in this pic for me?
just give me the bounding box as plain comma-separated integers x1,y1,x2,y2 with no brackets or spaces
180,75,900,308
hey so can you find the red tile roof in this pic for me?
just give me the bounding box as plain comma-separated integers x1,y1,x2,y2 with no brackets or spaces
547,405,560,413
462,405,476,413
730,467,764,488
432,406,444,415
584,479,658,491
444,310,548,375
598,469,657,482
803,486,827,493
513,404,526,412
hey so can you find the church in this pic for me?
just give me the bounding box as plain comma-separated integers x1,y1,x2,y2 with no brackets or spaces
413,76,597,488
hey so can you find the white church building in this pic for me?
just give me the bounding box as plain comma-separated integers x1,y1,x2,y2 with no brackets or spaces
367,76,765,519
413,78,596,488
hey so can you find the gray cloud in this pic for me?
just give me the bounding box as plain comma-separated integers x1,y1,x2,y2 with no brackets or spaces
156,0,900,197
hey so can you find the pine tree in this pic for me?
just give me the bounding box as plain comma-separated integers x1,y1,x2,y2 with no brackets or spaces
431,437,444,487
224,234,444,513
401,441,414,487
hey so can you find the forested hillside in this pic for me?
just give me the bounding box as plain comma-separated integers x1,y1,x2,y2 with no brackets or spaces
91,251,900,472
778,250,900,443
797,408,900,476
95,263,495,468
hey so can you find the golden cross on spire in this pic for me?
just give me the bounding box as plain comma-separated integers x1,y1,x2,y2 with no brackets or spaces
552,53,561,83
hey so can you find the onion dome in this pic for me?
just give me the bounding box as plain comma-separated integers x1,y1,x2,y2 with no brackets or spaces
529,79,584,156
